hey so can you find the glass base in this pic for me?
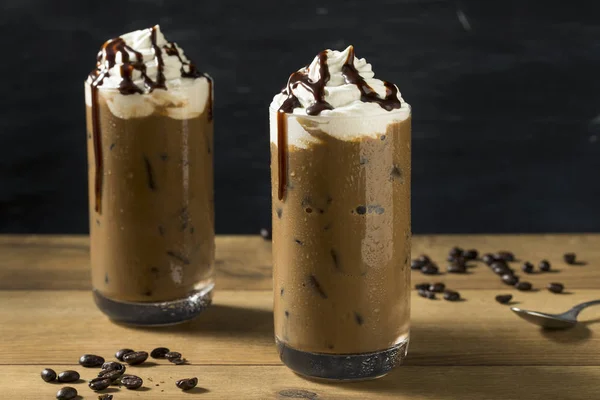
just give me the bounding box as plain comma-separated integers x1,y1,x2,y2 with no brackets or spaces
276,337,409,381
93,283,214,326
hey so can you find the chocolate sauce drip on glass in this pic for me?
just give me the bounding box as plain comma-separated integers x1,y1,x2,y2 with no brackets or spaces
341,46,401,111
276,111,288,200
88,26,209,213
276,51,333,200
90,84,103,213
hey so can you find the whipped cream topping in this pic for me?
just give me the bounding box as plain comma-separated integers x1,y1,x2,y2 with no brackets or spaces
88,25,203,93
270,46,410,118
269,46,410,147
85,25,211,119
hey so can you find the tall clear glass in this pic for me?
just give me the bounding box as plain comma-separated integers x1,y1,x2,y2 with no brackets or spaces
85,79,214,326
270,109,411,380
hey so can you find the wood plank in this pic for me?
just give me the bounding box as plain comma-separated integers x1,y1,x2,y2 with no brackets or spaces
0,234,599,290
0,290,598,366
0,235,272,291
1,365,599,399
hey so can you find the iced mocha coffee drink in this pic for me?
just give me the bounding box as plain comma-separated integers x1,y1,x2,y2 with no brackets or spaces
270,46,411,380
85,26,214,325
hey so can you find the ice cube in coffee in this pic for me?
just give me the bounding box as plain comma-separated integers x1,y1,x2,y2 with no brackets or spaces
270,46,411,380
85,25,214,325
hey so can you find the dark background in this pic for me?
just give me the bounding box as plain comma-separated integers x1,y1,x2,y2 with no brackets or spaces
1,0,599,234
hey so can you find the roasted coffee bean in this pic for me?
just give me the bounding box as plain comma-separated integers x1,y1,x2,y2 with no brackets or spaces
151,347,170,359
98,395,113,400
260,228,271,240
490,259,508,269
563,253,576,264
98,368,125,381
176,377,198,391
495,294,513,304
57,370,80,383
123,351,148,365
502,274,519,286
165,351,182,361
56,387,77,400
411,259,426,270
415,283,430,291
463,249,478,260
447,263,467,273
449,247,463,258
482,253,496,265
41,368,57,382
101,361,124,371
121,374,143,389
539,260,551,272
547,283,564,294
79,354,105,368
172,358,187,365
416,255,431,264
515,281,532,291
418,289,436,299
448,256,466,266
495,251,515,262
429,283,446,293
115,348,134,361
443,290,461,301
521,262,534,274
98,362,125,380
492,262,510,275
89,377,112,391
421,264,439,275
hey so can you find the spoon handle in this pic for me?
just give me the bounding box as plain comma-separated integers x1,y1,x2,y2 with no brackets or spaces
568,299,600,317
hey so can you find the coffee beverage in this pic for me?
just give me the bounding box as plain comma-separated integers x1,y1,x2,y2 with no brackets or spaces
270,46,411,380
85,26,214,325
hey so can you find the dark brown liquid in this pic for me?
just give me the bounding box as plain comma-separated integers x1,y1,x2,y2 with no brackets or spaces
271,116,411,354
86,93,214,302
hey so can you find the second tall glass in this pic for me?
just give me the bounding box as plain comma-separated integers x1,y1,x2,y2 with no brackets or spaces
271,109,412,380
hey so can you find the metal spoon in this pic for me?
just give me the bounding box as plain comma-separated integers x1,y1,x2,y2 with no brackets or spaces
511,299,600,329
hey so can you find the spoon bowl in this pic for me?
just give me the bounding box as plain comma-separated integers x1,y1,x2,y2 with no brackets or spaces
511,299,600,330
511,308,577,329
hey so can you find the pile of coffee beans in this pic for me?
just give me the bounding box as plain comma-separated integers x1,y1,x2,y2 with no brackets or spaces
411,255,439,275
411,246,579,306
40,347,198,399
415,282,462,302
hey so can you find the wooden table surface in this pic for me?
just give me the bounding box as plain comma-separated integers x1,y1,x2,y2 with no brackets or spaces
1,234,599,399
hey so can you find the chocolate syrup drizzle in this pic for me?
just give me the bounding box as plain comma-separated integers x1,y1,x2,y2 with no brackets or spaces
279,50,333,116
88,26,208,214
275,46,402,201
341,46,402,111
